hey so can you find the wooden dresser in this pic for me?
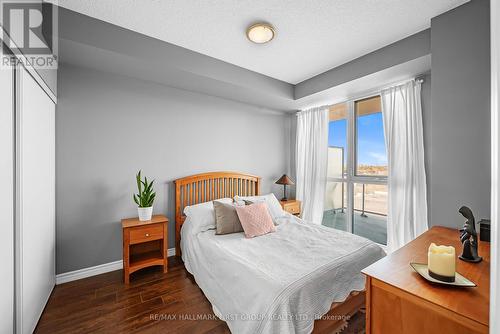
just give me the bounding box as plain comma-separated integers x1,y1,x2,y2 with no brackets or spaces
362,226,489,334
122,215,168,284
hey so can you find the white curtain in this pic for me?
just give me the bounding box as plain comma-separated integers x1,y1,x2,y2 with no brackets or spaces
296,106,329,223
381,80,428,252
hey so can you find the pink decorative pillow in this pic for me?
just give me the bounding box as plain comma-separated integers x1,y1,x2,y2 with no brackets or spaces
235,202,276,238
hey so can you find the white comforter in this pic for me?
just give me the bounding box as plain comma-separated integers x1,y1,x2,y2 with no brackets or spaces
181,214,385,334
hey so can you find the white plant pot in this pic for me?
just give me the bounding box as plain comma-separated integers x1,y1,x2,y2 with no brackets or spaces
138,206,153,221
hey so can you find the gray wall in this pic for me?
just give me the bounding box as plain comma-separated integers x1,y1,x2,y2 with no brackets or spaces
56,64,290,274
429,0,490,228
295,29,430,99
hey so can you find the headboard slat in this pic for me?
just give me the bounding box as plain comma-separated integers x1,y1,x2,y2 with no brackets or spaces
174,171,261,256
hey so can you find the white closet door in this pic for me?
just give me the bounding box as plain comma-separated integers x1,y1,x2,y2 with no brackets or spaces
16,67,55,334
0,62,14,333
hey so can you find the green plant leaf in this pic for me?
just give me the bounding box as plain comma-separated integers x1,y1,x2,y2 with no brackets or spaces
136,171,142,197
147,192,156,206
133,170,155,208
143,181,152,194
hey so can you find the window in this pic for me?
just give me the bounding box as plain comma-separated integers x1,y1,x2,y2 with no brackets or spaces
328,103,348,178
322,96,388,245
355,97,387,177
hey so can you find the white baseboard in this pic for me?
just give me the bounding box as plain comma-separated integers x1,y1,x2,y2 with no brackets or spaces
56,247,176,285
167,247,175,258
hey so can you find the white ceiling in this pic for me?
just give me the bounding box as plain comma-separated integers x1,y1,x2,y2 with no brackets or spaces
54,0,468,84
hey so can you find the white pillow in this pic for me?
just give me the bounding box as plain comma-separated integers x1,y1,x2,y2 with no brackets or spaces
183,198,233,234
234,193,286,221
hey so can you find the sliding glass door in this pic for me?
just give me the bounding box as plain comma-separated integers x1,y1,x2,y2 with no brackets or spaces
16,66,56,334
322,96,388,245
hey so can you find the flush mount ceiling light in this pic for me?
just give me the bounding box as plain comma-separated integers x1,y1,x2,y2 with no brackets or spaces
246,23,275,44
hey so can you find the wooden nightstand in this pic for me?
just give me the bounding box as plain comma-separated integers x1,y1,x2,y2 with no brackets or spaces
122,215,168,284
280,199,301,216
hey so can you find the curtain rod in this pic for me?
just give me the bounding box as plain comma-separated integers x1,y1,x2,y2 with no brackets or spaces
297,74,427,114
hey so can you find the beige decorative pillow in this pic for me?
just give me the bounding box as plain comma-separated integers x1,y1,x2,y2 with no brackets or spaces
213,201,244,235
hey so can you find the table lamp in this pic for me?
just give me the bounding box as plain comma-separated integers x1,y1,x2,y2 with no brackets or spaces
275,174,294,201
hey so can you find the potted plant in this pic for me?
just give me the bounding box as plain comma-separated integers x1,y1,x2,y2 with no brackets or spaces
133,170,156,221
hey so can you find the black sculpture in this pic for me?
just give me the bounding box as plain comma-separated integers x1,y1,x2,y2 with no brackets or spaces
458,206,482,263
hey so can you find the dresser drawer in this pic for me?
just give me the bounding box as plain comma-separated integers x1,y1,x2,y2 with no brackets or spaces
129,224,164,244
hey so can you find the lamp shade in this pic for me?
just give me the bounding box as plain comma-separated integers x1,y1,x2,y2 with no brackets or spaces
275,174,294,185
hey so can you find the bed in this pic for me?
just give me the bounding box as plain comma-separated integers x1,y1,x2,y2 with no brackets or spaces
174,171,385,334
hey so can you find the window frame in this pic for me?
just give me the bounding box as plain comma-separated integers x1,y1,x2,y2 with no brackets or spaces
327,96,387,239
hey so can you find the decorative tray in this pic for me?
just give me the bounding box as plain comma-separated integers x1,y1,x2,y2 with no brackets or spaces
410,263,476,287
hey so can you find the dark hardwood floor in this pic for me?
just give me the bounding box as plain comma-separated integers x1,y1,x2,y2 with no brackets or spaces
36,258,365,334
35,257,230,334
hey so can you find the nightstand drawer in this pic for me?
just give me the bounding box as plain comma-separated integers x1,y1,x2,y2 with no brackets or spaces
280,200,301,216
286,204,300,214
129,224,163,244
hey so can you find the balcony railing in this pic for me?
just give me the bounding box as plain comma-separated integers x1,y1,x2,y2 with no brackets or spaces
330,183,387,217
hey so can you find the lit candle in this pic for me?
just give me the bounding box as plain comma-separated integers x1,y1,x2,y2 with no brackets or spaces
428,243,456,282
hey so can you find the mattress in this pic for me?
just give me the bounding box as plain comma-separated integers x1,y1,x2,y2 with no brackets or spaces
181,214,385,334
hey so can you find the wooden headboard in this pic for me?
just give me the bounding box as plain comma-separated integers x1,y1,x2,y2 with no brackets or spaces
174,171,261,256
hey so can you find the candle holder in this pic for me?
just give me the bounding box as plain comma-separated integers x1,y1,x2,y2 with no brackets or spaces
410,263,476,287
